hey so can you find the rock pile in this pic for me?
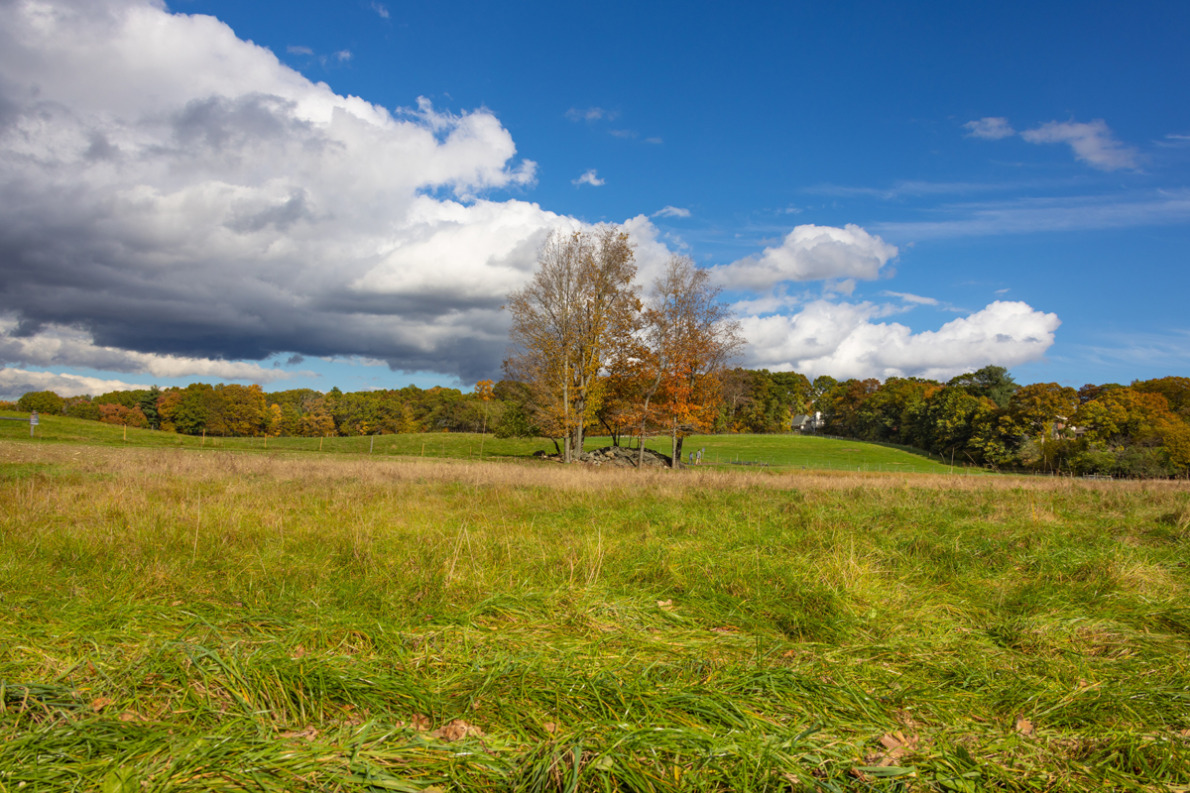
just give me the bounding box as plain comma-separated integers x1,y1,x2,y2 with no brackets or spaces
536,445,674,468
579,445,673,468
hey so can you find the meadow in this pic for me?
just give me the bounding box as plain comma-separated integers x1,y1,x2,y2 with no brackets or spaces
0,411,962,474
1,433,1188,791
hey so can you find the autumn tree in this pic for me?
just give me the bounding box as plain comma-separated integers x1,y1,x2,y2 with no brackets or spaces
505,226,638,462
637,255,743,468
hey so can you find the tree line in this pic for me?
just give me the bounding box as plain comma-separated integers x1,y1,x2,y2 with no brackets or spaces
7,367,1189,476
809,368,1190,478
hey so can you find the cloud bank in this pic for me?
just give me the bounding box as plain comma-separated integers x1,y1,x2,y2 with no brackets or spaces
741,301,1061,381
0,0,552,384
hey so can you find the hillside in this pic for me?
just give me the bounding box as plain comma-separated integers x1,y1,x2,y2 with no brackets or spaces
2,411,968,475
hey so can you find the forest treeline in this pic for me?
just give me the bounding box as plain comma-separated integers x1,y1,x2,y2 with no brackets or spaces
8,366,1190,477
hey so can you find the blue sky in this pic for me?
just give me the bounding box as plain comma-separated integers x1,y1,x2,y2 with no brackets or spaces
1,0,1188,399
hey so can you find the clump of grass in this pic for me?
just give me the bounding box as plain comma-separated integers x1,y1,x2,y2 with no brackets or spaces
1,439,1188,790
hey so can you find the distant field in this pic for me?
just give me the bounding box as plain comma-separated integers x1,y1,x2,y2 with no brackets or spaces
586,434,962,474
1,438,1188,790
1,411,963,475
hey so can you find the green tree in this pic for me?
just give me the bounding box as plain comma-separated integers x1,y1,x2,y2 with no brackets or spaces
17,390,65,414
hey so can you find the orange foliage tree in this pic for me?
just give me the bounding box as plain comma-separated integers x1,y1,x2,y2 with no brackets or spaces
637,255,743,468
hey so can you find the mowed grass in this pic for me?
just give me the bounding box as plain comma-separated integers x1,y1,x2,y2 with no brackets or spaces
585,435,960,475
1,439,1188,791
1,411,959,475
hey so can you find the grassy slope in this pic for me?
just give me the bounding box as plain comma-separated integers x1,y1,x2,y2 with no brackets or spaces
0,411,961,474
1,439,1187,791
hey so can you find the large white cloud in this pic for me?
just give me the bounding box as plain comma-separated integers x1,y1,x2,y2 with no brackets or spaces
741,300,1060,381
0,0,549,383
712,224,898,289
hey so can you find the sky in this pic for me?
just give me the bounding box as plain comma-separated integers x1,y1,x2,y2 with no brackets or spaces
2,0,1189,399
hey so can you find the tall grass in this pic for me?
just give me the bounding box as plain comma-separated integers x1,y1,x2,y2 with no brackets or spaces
1,440,1188,791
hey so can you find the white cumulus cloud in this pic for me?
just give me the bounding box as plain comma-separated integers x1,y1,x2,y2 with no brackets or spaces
572,169,605,187
741,300,1059,381
712,224,898,289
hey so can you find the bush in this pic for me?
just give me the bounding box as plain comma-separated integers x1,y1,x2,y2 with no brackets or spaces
17,390,64,414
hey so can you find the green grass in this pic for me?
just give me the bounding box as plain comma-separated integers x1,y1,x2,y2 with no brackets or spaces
585,434,963,474
1,438,1187,791
2,411,964,475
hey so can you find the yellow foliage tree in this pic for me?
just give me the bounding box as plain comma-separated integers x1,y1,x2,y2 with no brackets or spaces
505,226,638,462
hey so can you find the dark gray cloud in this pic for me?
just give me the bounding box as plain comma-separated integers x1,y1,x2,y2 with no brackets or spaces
0,0,549,384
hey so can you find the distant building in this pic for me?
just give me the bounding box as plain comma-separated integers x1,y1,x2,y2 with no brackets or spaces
791,411,823,433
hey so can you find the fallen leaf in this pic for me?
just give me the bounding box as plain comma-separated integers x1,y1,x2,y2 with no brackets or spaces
280,726,318,741
543,722,557,734
409,713,432,731
1015,717,1035,737
91,697,114,712
657,599,673,610
118,711,145,722
866,732,919,766
432,719,484,742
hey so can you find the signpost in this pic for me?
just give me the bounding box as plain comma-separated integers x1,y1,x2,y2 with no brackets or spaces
0,411,38,436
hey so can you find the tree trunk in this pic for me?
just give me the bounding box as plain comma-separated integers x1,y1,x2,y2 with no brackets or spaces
670,420,683,469
637,365,664,470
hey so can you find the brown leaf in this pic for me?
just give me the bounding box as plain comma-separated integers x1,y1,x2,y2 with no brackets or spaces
657,599,673,609
867,731,918,766
431,719,484,742
1015,717,1035,737
90,696,114,712
543,721,558,734
118,711,145,722
409,713,432,732
290,645,307,659
280,726,319,741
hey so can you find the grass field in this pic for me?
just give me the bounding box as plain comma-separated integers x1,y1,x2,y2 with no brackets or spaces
1,436,1188,791
0,411,961,475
